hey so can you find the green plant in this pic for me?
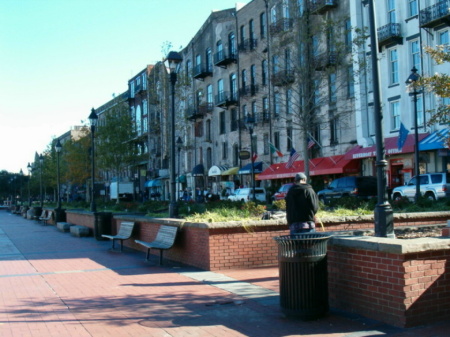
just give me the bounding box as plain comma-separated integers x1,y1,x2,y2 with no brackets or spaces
272,199,286,211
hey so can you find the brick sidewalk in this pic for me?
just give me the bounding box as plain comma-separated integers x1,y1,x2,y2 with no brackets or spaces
0,210,448,336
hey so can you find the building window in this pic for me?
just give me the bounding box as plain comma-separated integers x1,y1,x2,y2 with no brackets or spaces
185,60,191,77
231,108,238,131
298,0,305,16
408,0,418,17
250,65,256,86
387,0,396,23
271,6,277,24
262,60,268,85
207,85,213,104
242,69,247,89
389,49,399,85
347,66,355,98
286,89,292,114
240,25,246,44
329,111,338,145
287,127,292,150
206,48,212,72
438,30,449,46
230,73,237,100
262,133,268,155
196,54,201,67
260,12,266,39
249,19,255,41
233,144,239,166
274,131,280,151
329,73,337,103
345,19,352,51
218,79,224,98
411,40,421,72
416,95,424,127
222,141,228,159
263,97,269,121
220,111,226,134
229,32,236,55
206,120,211,141
272,55,279,73
274,92,281,116
390,101,400,130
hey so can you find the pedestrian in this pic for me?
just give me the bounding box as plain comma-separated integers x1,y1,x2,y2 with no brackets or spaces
285,172,319,235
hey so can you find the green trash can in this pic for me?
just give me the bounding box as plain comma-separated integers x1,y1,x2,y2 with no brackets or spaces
274,233,331,320
94,212,112,240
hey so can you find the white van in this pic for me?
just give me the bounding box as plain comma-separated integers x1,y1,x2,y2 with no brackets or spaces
227,188,266,203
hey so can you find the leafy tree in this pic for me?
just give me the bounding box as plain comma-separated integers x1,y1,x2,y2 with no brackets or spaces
419,46,450,137
63,127,91,186
96,98,137,202
255,4,368,176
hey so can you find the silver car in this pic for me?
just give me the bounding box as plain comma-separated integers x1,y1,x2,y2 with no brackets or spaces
392,173,450,201
228,188,267,203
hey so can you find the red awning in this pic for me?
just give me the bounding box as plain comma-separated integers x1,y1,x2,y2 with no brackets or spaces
345,133,429,160
257,156,359,180
310,155,360,176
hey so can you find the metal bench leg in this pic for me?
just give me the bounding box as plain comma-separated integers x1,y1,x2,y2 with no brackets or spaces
120,240,123,252
145,248,150,261
112,239,116,250
159,250,163,265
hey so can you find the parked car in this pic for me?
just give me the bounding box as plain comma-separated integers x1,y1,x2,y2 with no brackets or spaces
272,183,294,201
317,176,377,204
391,172,450,201
228,188,267,203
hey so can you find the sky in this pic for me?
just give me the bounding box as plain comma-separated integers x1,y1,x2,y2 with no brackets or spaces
0,0,250,174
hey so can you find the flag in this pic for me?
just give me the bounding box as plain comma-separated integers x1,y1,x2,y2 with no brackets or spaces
268,141,283,157
307,137,315,150
397,122,409,150
285,148,300,169
252,152,258,163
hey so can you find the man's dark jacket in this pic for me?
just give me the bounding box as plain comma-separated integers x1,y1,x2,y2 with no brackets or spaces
285,183,319,225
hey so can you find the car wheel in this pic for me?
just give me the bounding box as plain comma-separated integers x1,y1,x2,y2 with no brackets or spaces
425,192,436,201
319,196,326,204
393,193,402,201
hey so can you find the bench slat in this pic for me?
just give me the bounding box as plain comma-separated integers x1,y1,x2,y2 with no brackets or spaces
101,221,135,252
135,225,177,265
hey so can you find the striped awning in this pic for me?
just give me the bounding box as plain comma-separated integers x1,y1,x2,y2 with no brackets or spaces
208,165,229,176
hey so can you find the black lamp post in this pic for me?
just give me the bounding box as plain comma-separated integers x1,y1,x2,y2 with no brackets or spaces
88,108,98,213
245,115,257,202
176,136,183,185
165,51,183,218
55,139,62,211
367,0,394,237
39,154,44,208
19,169,23,204
406,66,421,203
27,162,32,206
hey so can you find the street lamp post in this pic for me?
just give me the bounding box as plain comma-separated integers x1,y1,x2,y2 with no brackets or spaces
27,162,32,206
88,108,98,213
19,169,23,204
55,139,62,212
406,66,421,203
39,154,44,208
177,136,183,188
165,51,183,218
367,0,394,237
245,115,256,202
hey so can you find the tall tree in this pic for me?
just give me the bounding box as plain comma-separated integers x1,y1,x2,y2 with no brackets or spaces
96,99,137,202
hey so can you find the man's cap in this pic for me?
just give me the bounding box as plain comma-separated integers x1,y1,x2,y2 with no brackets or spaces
295,172,307,181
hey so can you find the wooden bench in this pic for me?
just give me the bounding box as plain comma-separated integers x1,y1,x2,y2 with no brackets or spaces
135,225,178,265
33,209,46,223
101,221,135,252
39,210,53,226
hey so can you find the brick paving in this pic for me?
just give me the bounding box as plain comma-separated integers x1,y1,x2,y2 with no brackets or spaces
0,210,449,337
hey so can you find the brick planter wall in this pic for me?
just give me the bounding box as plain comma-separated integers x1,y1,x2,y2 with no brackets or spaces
328,236,450,327
63,210,450,328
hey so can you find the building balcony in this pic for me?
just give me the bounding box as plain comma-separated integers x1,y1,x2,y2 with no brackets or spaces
259,110,271,123
193,64,213,80
271,70,295,86
239,84,259,97
186,106,206,121
135,83,146,94
420,0,450,28
377,23,402,51
215,91,238,108
269,18,293,35
309,0,338,15
214,50,237,68
198,102,214,115
238,39,258,52
314,52,339,71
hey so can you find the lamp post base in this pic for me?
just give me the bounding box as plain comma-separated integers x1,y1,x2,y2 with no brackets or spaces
374,202,395,238
169,202,178,219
